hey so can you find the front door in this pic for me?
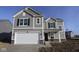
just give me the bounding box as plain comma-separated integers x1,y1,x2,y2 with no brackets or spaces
44,33,48,41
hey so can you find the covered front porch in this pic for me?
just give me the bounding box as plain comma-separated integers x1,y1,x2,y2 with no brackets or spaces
44,29,62,43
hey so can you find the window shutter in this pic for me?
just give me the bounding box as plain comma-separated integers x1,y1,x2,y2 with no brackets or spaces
28,18,30,26
54,23,55,28
48,23,50,28
17,19,19,26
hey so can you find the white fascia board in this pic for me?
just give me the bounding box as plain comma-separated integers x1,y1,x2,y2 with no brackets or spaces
13,7,31,18
45,18,51,22
13,10,23,18
46,17,57,22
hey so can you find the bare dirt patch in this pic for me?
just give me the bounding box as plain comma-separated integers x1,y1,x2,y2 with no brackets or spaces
39,40,79,52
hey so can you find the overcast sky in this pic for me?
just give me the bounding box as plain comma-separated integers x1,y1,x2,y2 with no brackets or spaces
0,6,79,34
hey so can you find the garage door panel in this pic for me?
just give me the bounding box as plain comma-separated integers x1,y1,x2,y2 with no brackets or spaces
14,33,39,44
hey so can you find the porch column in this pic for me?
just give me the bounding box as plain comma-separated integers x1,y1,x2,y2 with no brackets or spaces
42,17,44,43
58,31,61,43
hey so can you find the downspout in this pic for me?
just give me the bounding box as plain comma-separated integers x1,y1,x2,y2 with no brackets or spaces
33,17,35,29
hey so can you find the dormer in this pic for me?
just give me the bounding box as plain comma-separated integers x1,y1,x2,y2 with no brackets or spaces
45,17,56,29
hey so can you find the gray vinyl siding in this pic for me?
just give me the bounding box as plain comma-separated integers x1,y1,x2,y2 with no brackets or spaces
54,31,65,39
14,12,32,19
57,21,63,25
56,21,64,30
60,31,65,39
44,20,47,29
54,21,65,39
54,32,59,39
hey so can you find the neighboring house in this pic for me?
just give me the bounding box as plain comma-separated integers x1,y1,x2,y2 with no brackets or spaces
12,8,66,44
70,33,79,39
0,20,12,33
65,31,72,39
65,30,78,40
73,35,79,39
0,20,12,43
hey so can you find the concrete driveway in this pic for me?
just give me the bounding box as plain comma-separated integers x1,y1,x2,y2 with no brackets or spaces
7,44,39,52
0,43,41,52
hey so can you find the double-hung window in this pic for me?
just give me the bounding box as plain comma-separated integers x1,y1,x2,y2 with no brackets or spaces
48,22,55,28
18,18,30,26
36,18,41,25
20,19,23,25
24,19,28,25
37,19,40,23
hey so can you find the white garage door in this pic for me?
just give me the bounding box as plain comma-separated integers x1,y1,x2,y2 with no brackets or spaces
14,32,39,44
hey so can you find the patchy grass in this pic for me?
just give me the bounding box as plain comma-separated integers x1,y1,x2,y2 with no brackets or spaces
39,39,79,52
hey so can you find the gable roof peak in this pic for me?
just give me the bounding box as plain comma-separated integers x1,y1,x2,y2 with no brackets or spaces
13,7,42,17
46,17,56,22
25,7,31,10
46,17,63,22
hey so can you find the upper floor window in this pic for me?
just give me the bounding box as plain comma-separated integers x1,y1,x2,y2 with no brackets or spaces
36,18,41,25
48,22,55,28
24,18,30,25
17,18,30,26
24,19,28,25
59,26,62,30
20,19,23,25
37,19,40,23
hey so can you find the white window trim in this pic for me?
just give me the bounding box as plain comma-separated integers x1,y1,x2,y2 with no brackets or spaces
36,18,41,25
19,18,29,26
48,22,56,29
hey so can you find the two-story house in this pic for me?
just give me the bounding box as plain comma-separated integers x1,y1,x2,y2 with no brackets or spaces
12,7,66,44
